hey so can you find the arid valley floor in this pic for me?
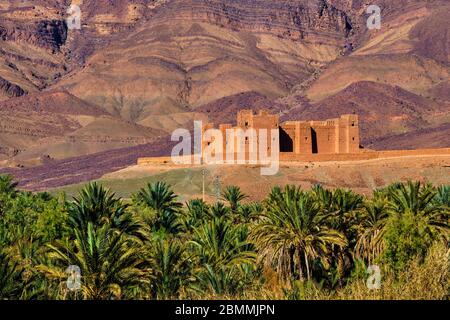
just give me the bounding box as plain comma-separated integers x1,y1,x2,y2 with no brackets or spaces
51,151,450,201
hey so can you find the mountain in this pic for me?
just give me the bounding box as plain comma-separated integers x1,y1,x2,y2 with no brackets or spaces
284,81,449,147
0,90,163,166
0,0,449,187
0,1,67,100
303,0,450,101
58,0,352,120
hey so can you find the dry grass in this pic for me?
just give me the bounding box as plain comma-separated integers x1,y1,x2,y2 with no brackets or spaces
195,242,449,300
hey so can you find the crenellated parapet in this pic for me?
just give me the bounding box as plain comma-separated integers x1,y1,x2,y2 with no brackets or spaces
202,109,361,161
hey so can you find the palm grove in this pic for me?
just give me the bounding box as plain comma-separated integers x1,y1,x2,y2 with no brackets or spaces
0,174,448,300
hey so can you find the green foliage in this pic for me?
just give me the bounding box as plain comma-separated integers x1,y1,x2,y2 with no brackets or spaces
134,182,182,235
383,211,435,271
0,174,448,300
68,182,144,239
43,223,148,299
0,190,68,247
434,185,450,208
0,174,18,196
192,264,247,297
208,201,230,219
191,217,255,268
355,194,389,263
135,181,182,213
181,199,210,232
0,252,24,299
254,185,347,282
149,239,192,299
221,185,248,213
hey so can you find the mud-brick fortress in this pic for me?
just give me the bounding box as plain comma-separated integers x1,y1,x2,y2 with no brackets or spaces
202,110,360,161
138,109,450,166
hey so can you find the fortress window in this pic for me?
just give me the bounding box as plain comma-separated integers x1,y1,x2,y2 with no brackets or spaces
245,137,248,141
351,122,355,127
245,121,249,127
352,137,355,141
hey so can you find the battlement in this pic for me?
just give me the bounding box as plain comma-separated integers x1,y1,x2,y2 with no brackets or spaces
237,109,279,129
201,110,361,160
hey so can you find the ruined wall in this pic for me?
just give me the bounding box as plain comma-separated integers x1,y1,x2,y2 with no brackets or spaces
238,109,279,129
201,122,215,157
280,123,296,152
201,110,360,163
299,123,313,154
138,148,450,165
343,114,360,153
229,110,279,161
310,120,337,154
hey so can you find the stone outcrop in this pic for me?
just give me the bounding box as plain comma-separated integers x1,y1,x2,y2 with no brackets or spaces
151,0,353,41
0,76,26,98
0,19,67,51
59,0,354,121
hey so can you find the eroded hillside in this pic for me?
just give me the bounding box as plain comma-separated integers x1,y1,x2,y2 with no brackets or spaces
0,0,448,178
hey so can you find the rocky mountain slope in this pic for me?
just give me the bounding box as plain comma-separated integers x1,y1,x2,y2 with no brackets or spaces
0,0,449,187
0,90,163,166
58,0,352,121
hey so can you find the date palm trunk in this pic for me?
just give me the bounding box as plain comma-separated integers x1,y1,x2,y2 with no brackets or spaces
297,249,304,281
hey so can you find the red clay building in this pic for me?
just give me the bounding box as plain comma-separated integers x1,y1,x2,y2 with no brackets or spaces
201,109,360,161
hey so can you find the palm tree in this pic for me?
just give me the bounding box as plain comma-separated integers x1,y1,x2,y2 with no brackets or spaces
248,201,264,216
233,202,263,224
40,182,149,299
312,186,362,283
311,184,333,210
181,199,210,232
312,185,363,233
355,195,389,263
68,182,144,240
388,181,449,239
254,185,347,282
208,202,230,219
221,186,248,213
236,204,253,223
192,264,241,297
148,239,192,299
0,252,24,299
434,185,450,208
42,223,148,300
135,182,182,235
136,181,182,213
190,217,255,269
0,175,18,196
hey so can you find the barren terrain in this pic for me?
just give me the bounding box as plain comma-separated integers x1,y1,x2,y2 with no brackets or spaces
0,0,449,189
51,152,450,201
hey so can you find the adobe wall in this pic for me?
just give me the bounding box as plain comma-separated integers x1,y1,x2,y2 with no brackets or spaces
309,121,337,154
237,109,279,129
339,114,360,153
201,110,361,161
281,114,360,155
280,123,296,152
377,148,450,157
202,110,280,162
137,148,450,166
279,148,450,162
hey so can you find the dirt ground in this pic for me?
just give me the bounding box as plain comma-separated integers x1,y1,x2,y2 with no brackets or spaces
94,153,450,201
